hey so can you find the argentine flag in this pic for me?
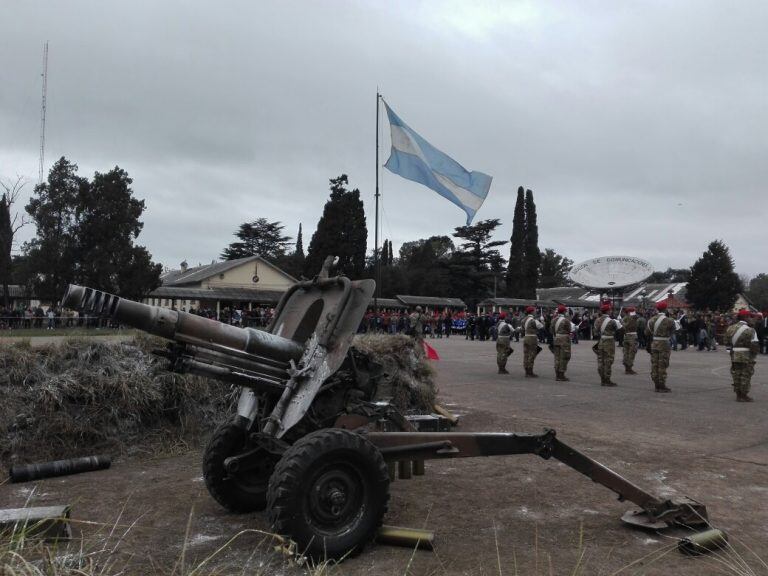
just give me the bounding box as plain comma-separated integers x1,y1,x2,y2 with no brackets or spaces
383,101,492,225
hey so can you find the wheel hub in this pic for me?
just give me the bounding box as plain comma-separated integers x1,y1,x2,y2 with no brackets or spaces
309,467,363,527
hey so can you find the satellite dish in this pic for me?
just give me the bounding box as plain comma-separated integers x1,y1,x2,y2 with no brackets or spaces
569,256,654,291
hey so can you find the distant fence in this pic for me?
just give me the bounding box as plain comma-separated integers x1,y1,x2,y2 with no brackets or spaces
0,315,271,331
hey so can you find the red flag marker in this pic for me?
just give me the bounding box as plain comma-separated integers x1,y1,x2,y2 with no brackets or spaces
422,341,440,360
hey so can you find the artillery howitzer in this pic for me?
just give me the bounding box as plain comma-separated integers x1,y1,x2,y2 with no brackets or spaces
63,257,708,559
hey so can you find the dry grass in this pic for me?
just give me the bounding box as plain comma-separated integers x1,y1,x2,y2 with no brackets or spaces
352,334,438,413
0,335,237,474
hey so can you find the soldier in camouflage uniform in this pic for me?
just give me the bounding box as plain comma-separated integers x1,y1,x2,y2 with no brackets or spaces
552,304,574,381
496,313,514,374
522,305,544,377
645,300,677,393
622,306,639,375
594,302,622,386
725,309,759,402
408,306,425,341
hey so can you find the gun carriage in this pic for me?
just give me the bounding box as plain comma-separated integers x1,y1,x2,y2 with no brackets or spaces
62,257,707,559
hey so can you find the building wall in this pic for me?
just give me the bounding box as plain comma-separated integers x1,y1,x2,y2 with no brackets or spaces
202,260,293,292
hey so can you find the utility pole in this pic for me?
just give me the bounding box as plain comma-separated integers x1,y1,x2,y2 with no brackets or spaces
39,41,49,185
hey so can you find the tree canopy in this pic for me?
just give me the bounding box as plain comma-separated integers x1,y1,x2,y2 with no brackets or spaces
221,218,291,261
304,175,367,278
746,274,768,311
686,240,742,311
450,219,507,305
539,248,573,288
505,187,540,298
24,157,161,302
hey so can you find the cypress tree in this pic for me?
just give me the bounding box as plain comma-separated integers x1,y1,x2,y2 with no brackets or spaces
295,223,304,258
304,175,368,278
505,187,526,296
388,239,394,266
522,189,540,299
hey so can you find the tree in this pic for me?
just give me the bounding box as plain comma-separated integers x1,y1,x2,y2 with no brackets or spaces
25,158,161,302
295,223,305,259
0,176,29,308
522,189,540,299
387,240,394,266
450,219,507,304
539,249,574,288
221,218,292,261
380,239,390,267
25,157,88,303
304,175,367,278
77,167,161,297
505,187,526,296
647,268,691,283
397,235,455,296
746,274,768,311
686,240,743,311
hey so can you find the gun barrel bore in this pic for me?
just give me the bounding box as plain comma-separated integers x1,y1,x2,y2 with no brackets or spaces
376,526,435,550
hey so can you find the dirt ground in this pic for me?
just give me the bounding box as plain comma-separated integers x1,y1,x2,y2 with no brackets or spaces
2,337,767,575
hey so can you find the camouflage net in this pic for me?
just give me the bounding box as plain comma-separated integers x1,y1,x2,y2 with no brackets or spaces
351,333,438,413
0,336,236,472
0,333,438,473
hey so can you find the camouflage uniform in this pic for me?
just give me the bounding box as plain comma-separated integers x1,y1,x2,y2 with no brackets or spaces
724,320,759,401
645,312,675,392
622,313,639,374
594,313,621,386
552,314,573,381
408,309,424,341
522,314,543,377
496,320,513,374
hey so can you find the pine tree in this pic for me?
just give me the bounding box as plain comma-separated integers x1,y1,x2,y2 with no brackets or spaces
388,240,394,266
522,189,540,299
686,240,743,311
450,220,507,305
221,219,291,261
505,187,526,296
304,175,368,278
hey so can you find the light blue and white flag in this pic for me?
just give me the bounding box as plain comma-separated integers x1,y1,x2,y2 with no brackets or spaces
383,101,492,225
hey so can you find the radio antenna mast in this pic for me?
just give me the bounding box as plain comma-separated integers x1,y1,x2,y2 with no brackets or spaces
38,41,49,184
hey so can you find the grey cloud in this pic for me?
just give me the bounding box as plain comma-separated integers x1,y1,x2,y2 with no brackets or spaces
1,0,766,276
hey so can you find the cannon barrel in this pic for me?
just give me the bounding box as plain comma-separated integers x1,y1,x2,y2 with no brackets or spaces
62,285,304,364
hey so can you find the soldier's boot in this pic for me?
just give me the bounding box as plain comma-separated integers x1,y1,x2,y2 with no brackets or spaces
603,380,618,387
737,391,754,402
556,371,569,382
655,383,672,393
498,367,509,374
625,366,637,375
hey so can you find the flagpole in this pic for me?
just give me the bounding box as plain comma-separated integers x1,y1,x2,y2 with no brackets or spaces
374,91,381,321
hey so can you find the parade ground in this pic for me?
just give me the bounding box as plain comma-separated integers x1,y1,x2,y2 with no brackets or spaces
2,337,767,575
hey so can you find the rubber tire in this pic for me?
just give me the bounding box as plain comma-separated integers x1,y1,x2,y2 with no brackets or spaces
203,421,272,513
267,428,390,560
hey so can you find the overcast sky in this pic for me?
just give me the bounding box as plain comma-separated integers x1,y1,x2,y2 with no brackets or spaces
1,1,766,277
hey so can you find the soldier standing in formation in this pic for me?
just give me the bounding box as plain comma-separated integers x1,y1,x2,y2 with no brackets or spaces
496,313,514,374
552,304,574,381
645,300,677,393
594,302,622,386
522,305,544,377
622,306,639,375
408,306,425,341
725,309,759,402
